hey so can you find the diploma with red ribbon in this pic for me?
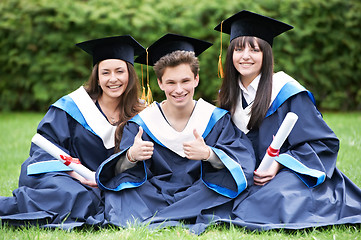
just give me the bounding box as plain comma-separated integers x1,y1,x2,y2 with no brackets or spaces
257,112,298,172
31,133,96,182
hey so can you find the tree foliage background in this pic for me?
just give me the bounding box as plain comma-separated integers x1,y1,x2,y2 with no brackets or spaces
0,0,360,111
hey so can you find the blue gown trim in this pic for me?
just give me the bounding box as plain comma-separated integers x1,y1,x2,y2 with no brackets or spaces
202,108,228,138
266,81,316,118
275,153,326,188
96,148,148,191
52,96,97,137
202,147,247,198
27,160,72,175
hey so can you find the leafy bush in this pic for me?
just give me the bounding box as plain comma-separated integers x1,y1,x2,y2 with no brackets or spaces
0,0,360,111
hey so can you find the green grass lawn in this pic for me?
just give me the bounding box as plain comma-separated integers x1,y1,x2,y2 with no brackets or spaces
0,112,360,239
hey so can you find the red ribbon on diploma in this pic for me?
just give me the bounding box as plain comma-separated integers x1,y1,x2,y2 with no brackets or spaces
60,155,81,166
267,146,280,157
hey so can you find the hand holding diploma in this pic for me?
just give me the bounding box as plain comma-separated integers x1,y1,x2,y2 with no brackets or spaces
31,133,96,183
254,160,283,186
67,170,98,188
257,112,298,173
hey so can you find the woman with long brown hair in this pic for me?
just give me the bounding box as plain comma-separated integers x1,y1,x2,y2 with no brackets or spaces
0,35,145,228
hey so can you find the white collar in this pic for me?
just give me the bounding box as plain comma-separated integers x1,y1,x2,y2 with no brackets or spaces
238,74,261,104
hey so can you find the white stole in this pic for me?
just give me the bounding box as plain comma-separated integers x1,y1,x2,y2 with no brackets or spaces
138,98,215,157
68,86,117,149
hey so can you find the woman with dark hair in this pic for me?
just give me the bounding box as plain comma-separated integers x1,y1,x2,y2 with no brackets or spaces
0,35,145,228
212,10,361,231
219,35,274,133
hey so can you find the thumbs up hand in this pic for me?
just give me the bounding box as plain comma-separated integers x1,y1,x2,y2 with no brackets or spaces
128,126,154,162
183,129,210,160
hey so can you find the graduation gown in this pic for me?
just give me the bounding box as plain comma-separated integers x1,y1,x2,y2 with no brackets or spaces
0,86,115,228
96,99,256,233
217,72,361,230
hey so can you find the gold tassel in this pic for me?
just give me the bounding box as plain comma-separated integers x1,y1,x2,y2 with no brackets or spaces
218,55,224,79
146,83,153,104
217,20,224,79
145,48,153,105
141,86,146,102
140,64,146,102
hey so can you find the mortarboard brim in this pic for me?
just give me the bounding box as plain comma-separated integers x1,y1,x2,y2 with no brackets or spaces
214,10,293,46
76,35,145,66
135,33,212,66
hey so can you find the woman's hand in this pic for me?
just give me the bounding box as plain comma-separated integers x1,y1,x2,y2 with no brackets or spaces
253,160,283,186
128,126,154,162
67,171,98,188
183,129,210,160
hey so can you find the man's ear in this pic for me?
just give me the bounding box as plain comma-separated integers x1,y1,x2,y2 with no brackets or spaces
157,78,164,91
194,74,200,87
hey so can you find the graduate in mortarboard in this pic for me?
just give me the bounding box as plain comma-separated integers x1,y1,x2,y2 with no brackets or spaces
212,10,361,231
0,35,146,228
96,33,256,232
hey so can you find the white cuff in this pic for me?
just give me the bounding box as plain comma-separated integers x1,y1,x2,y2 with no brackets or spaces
115,150,137,174
202,147,224,169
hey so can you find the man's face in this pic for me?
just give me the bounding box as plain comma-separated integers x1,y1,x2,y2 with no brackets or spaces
157,63,199,110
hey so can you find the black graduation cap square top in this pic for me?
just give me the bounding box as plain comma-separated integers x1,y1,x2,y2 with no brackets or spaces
76,35,145,66
214,10,293,46
135,33,212,66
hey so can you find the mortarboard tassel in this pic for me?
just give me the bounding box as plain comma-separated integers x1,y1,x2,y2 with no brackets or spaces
218,55,224,79
140,64,146,102
145,48,153,104
218,20,224,79
146,83,153,104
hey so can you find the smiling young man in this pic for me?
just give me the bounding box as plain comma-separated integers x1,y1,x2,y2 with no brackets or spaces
155,58,199,132
95,33,256,234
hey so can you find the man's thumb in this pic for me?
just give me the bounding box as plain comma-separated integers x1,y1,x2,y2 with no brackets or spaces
193,129,201,139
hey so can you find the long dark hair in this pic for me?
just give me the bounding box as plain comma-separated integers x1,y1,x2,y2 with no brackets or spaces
218,36,274,130
84,61,145,151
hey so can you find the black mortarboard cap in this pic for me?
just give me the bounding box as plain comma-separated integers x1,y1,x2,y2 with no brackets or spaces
134,33,212,66
76,35,145,66
214,10,293,46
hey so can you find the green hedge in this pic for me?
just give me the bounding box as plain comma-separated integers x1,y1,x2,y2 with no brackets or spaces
1,0,360,111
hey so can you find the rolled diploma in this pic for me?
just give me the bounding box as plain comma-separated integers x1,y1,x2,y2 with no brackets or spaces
31,133,96,182
257,112,298,172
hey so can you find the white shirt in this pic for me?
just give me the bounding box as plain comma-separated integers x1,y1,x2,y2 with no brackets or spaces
238,74,261,105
